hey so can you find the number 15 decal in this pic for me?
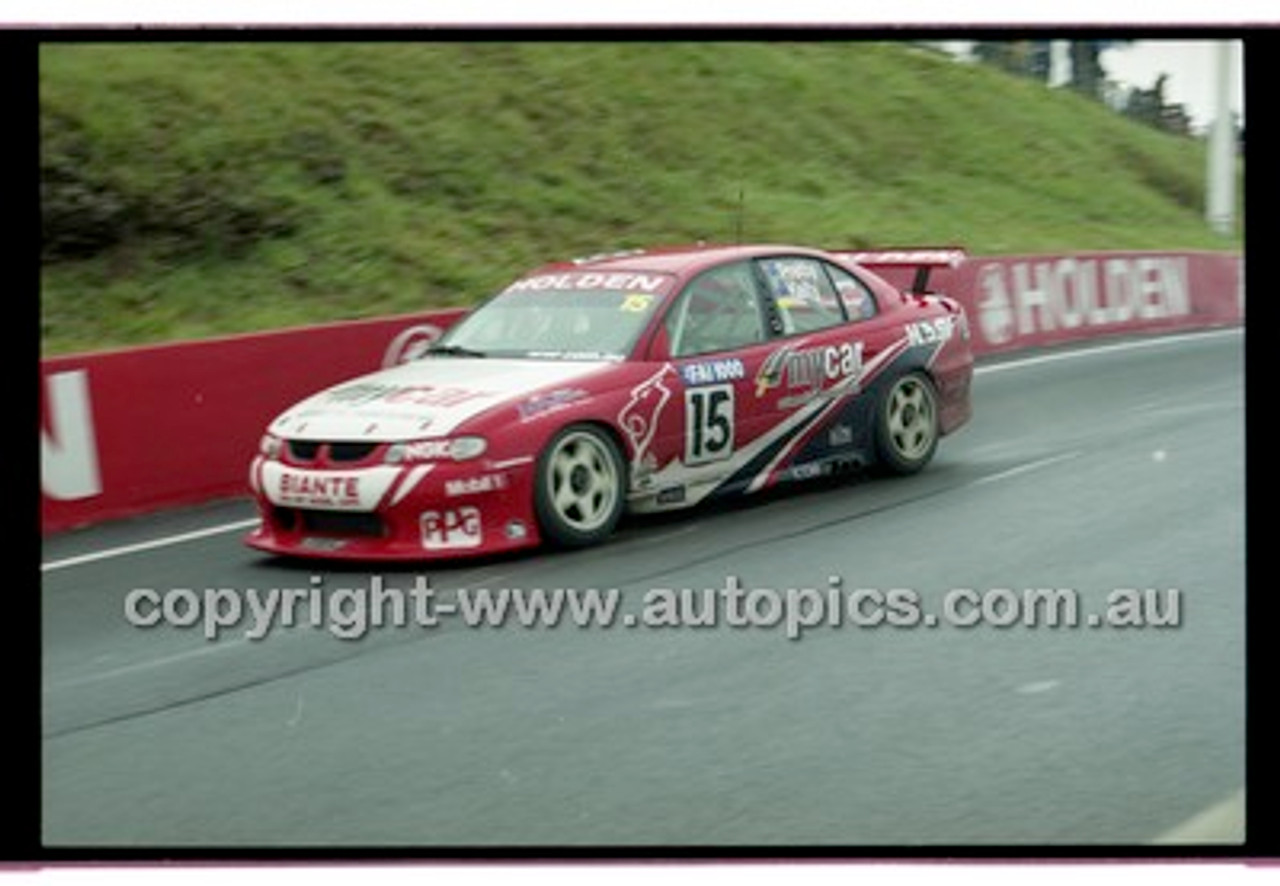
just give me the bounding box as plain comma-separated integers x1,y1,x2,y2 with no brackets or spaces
685,384,735,465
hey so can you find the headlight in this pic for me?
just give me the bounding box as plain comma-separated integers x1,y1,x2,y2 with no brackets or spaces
260,433,283,459
447,436,488,461
385,436,488,465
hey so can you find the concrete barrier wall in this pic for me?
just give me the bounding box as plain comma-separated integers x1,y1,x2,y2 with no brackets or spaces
39,251,1242,534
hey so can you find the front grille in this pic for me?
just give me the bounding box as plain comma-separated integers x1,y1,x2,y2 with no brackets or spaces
285,440,378,464
296,509,386,538
329,441,378,462
289,440,321,461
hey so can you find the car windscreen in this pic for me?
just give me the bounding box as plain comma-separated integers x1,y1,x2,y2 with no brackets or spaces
435,273,673,360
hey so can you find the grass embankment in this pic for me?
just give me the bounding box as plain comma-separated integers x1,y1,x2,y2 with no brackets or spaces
40,41,1242,355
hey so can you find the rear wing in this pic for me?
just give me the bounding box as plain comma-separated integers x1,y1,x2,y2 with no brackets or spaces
829,248,968,294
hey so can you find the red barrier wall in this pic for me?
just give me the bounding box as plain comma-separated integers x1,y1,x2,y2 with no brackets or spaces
869,250,1243,356
39,251,1242,534
41,309,466,533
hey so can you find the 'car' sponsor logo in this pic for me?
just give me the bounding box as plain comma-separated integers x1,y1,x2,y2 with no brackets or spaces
755,340,863,398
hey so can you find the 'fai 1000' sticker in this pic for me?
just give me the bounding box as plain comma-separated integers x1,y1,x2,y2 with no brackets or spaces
420,506,482,550
679,357,746,386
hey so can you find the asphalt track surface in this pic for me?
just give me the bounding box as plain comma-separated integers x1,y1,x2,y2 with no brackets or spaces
41,328,1245,849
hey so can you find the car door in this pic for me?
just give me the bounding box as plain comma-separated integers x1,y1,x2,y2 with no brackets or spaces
655,259,782,497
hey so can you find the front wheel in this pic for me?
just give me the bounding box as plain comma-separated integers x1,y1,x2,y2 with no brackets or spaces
534,424,626,548
874,372,940,475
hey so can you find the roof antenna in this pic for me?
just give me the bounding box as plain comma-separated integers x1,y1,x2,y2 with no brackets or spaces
734,186,745,245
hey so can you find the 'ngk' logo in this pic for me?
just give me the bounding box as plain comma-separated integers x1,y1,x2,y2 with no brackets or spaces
977,256,1191,346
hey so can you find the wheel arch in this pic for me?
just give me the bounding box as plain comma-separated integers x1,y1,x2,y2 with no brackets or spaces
576,418,633,488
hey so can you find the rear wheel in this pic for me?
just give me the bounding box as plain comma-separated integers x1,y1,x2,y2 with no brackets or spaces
874,372,939,475
534,424,626,548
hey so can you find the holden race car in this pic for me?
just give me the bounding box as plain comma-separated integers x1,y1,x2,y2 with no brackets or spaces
245,244,973,561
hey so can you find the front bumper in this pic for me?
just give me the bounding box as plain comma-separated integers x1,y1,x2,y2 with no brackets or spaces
244,454,541,561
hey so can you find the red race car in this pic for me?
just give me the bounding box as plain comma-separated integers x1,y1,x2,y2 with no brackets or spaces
245,244,973,560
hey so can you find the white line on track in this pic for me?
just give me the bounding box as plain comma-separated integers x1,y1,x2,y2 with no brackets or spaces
968,450,1083,487
41,518,261,573
41,327,1243,574
45,634,258,690
973,326,1241,376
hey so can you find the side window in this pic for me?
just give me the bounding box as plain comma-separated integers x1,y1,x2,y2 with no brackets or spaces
825,263,879,322
757,257,847,335
665,262,767,357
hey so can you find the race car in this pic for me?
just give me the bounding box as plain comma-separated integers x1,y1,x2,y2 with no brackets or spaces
245,244,973,560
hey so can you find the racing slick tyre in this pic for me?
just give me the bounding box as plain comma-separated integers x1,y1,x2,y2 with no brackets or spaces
535,423,627,549
873,371,940,475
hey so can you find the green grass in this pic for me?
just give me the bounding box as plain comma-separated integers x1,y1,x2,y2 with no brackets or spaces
40,41,1243,355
